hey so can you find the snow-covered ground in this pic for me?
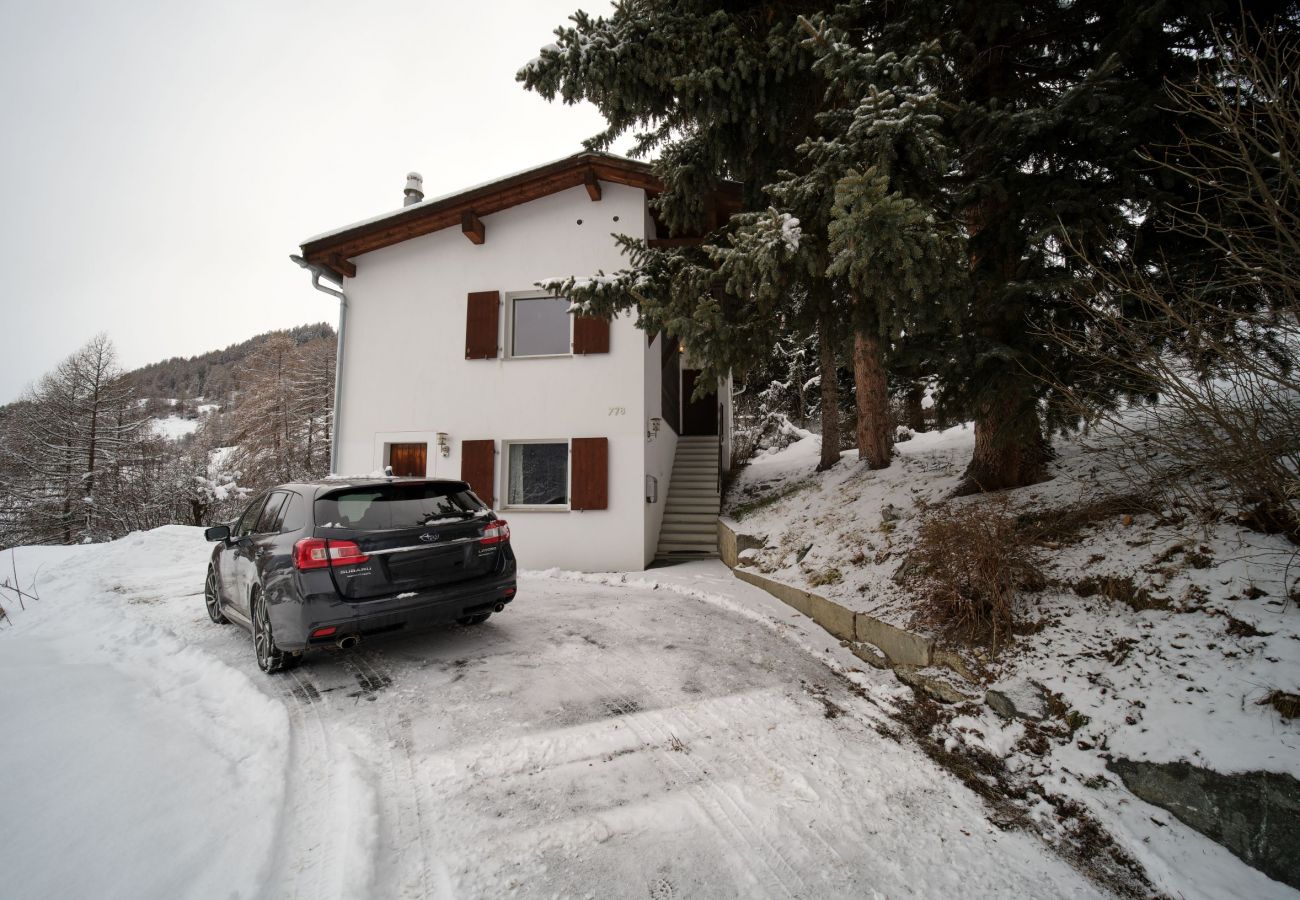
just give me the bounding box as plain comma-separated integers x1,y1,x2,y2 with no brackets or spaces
150,414,202,439
726,422,1300,898
0,527,1107,899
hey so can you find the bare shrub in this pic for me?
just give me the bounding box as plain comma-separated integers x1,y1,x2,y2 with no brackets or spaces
1050,22,1300,544
1260,690,1300,720
910,498,1044,650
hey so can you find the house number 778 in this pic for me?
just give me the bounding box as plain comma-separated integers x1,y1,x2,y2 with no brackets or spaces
608,406,626,416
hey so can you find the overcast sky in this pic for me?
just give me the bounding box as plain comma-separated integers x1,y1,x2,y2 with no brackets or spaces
0,0,616,404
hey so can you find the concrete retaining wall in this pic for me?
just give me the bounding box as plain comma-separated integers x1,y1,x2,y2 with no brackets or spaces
718,518,947,673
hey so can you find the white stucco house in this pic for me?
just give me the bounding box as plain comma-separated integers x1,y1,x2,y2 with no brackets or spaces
293,152,739,572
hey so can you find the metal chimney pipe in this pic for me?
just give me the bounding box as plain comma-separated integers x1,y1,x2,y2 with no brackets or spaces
404,172,424,207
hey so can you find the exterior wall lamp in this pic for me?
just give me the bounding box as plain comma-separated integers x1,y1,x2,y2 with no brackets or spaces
647,417,662,441
436,432,450,457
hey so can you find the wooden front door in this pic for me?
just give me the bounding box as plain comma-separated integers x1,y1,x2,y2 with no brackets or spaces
388,443,427,477
681,370,718,436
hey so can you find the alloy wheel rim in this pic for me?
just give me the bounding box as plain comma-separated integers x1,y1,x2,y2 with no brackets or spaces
254,599,270,666
205,571,218,618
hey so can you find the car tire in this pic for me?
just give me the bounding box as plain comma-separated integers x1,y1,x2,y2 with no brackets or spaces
205,566,229,624
252,589,297,674
456,612,492,626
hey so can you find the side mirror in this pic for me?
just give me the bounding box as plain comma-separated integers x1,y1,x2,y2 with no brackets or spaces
204,524,231,543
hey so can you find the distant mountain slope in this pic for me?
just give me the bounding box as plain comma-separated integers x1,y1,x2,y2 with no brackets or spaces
124,323,335,405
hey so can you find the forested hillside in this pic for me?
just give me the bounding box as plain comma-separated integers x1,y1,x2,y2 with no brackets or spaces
0,325,336,549
124,323,335,407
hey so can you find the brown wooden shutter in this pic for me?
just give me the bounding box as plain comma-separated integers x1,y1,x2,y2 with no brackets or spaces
570,437,608,510
461,440,496,507
465,291,500,359
573,315,610,354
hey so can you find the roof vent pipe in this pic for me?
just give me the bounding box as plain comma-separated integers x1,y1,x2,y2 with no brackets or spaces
404,172,424,206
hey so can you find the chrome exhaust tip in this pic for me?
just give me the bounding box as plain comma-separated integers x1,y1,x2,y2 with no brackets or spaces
493,602,505,613
337,635,360,650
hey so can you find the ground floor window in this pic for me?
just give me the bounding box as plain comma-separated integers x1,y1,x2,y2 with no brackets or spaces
505,441,569,507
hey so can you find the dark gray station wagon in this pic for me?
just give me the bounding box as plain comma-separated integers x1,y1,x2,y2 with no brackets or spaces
203,478,517,672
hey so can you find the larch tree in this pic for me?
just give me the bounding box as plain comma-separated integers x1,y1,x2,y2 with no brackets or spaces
0,334,145,545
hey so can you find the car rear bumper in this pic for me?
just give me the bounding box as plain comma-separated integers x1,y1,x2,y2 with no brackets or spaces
280,566,517,651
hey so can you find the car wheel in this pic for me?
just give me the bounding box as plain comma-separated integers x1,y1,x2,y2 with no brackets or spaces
205,566,228,624
252,590,297,673
456,613,492,626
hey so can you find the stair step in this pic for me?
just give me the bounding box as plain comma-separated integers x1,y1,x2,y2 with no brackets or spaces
660,534,718,545
662,512,718,524
660,520,718,534
656,544,720,556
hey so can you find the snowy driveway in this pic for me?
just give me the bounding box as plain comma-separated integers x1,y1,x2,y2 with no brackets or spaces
1,529,1100,899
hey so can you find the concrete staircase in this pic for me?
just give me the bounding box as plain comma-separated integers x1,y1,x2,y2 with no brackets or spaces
655,434,721,559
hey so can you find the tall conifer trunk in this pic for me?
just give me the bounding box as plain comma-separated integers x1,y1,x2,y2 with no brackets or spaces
817,324,840,471
852,327,892,469
959,373,1050,493
904,381,926,432
958,29,1052,495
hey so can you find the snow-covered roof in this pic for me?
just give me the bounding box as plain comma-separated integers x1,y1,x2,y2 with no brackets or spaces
301,151,648,246
297,151,689,281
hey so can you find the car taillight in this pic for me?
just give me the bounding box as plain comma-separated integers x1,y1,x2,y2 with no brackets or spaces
293,538,371,570
480,519,510,545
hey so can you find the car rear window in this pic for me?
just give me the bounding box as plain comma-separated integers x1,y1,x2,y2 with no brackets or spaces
315,483,487,531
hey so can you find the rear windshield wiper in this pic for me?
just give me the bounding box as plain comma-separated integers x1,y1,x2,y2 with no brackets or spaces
418,510,479,524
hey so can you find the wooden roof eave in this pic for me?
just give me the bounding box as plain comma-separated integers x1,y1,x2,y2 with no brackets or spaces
299,154,742,280
301,156,659,272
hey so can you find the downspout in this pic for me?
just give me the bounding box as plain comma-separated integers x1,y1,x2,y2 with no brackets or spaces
290,255,347,475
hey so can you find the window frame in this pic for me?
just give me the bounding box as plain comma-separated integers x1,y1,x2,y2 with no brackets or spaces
501,438,572,511
234,493,269,538
505,290,572,360
254,492,288,535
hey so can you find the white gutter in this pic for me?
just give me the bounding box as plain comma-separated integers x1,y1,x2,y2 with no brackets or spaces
290,255,347,475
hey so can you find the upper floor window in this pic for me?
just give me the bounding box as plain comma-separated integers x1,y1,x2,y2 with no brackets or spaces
509,292,570,357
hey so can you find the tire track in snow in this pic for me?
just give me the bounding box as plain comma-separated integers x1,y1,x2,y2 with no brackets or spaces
340,650,438,900
266,665,341,900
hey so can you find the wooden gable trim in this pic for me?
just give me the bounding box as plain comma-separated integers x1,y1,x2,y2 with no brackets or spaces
584,169,602,201
300,153,741,273
327,254,357,278
461,210,485,245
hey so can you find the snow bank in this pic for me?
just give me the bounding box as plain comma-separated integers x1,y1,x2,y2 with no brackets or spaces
723,420,1300,898
0,529,290,900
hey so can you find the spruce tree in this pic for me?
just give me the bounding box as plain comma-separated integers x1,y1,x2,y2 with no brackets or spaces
524,0,1285,489
869,0,1286,491
521,1,852,469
